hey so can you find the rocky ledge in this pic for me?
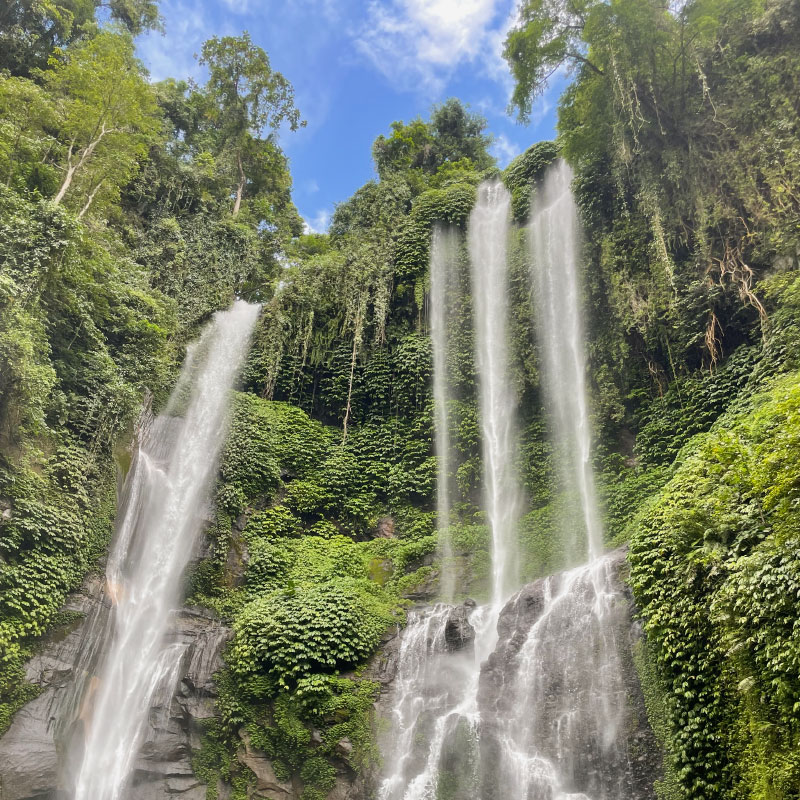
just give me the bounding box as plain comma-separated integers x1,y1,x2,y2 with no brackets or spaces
478,548,662,800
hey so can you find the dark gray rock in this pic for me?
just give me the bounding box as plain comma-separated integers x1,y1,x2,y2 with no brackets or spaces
0,576,231,800
478,548,661,800
0,574,105,800
237,729,295,799
443,603,476,653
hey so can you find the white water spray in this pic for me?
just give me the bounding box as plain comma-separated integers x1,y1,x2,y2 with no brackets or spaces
529,159,602,562
70,300,260,800
468,180,523,607
430,224,460,603
490,556,630,800
486,159,634,799
379,181,524,800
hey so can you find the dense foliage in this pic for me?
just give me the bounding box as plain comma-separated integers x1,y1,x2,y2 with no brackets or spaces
506,1,800,797
1,0,800,797
0,2,302,749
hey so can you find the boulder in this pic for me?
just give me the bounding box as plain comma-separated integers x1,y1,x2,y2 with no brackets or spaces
443,603,476,652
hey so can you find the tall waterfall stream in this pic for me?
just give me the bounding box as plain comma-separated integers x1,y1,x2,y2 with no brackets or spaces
380,166,654,800
63,301,260,799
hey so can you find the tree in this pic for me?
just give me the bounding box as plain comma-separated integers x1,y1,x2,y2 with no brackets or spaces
372,98,493,180
503,0,605,121
0,76,58,193
198,33,304,216
103,0,161,36
45,31,159,216
0,0,161,76
428,98,494,170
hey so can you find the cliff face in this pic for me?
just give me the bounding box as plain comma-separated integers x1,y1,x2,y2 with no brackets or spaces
0,575,230,800
369,550,662,800
478,549,660,800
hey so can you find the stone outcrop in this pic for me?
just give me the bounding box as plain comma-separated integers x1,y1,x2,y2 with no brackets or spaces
0,576,231,800
478,548,662,800
443,601,476,652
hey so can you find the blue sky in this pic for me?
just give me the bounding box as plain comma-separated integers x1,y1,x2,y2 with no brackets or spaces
137,0,565,232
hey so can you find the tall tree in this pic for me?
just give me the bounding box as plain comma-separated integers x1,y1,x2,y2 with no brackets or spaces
503,0,605,121
198,33,304,216
45,31,159,216
0,0,162,76
372,98,493,180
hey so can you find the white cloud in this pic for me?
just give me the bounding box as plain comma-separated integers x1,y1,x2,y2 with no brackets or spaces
354,0,513,94
303,209,332,234
490,133,519,166
220,0,251,13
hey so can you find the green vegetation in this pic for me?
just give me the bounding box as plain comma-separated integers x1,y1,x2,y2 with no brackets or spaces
0,0,302,749
1,0,799,797
629,368,800,799
504,1,800,797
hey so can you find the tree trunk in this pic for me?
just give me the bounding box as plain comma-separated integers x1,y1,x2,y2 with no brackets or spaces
53,163,77,206
232,153,245,216
342,328,359,442
53,126,109,207
78,180,104,220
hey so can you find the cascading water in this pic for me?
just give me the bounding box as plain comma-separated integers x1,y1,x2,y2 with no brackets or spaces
480,158,639,799
429,224,460,603
528,159,602,563
379,182,523,800
378,604,478,800
482,555,634,800
468,180,523,607
65,300,260,800
379,170,657,800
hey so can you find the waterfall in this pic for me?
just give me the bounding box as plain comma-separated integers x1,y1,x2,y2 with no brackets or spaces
430,224,460,603
482,555,633,800
379,181,523,800
468,180,523,607
378,604,479,800
67,300,260,800
378,166,655,800
528,159,602,562
476,159,642,799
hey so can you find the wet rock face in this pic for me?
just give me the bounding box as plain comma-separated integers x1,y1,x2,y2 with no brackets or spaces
128,607,231,800
0,575,104,800
478,549,661,800
443,603,476,653
2,556,661,800
0,576,231,800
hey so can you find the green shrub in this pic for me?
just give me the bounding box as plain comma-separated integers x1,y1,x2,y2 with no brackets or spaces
230,579,396,688
244,506,302,540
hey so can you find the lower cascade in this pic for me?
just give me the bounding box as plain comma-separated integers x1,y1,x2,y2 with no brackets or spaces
479,552,657,800
71,301,259,799
0,301,259,800
378,552,659,800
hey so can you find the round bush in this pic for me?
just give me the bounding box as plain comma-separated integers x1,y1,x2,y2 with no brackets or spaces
229,579,392,688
